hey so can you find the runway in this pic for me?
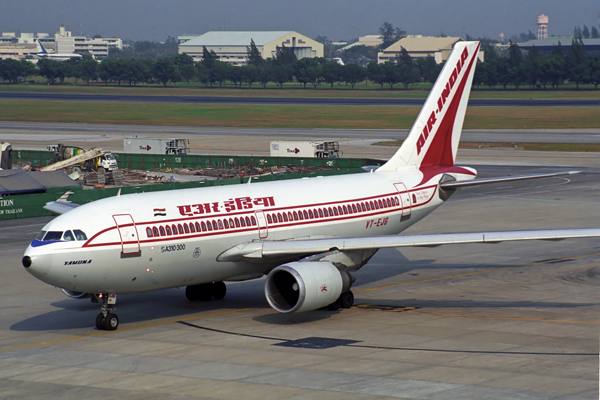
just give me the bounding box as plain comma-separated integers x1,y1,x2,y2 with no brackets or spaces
1,165,599,399
1,92,600,107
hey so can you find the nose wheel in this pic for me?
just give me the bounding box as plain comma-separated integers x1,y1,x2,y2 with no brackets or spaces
93,293,119,331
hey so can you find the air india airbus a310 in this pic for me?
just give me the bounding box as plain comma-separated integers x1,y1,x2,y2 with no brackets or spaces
22,42,600,331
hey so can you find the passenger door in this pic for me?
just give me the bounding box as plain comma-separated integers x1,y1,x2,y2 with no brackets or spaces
393,183,412,220
112,214,141,256
254,211,268,239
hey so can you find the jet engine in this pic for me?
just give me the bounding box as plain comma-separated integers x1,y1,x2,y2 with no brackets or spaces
264,261,353,313
61,289,90,299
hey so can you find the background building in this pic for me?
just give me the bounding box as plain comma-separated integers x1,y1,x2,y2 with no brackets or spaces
55,25,122,58
518,38,600,55
179,31,323,65
378,36,466,64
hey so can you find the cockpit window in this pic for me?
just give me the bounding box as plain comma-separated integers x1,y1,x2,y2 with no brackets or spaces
43,231,63,241
63,230,75,241
35,230,47,241
73,230,87,240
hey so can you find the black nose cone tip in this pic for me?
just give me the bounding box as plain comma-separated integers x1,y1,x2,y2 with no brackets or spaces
22,256,32,268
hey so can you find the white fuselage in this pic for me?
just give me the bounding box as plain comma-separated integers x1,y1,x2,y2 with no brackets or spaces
23,167,473,294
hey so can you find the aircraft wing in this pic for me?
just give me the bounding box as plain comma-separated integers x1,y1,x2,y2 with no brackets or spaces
218,228,600,261
440,171,580,190
44,201,80,214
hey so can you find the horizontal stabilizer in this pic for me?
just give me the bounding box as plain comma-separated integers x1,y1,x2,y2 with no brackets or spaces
44,201,80,215
440,171,580,190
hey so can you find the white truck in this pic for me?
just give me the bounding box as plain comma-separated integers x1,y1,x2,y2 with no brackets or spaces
124,137,190,155
270,141,340,158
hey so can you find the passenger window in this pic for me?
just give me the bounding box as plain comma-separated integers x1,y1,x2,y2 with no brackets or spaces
343,205,348,214
35,230,47,240
166,226,172,235
223,219,229,229
201,221,207,231
308,210,314,218
267,215,272,223
195,222,201,232
212,221,218,230
251,216,256,225
293,211,298,220
43,231,63,241
283,213,288,222
178,224,184,234
146,227,153,238
235,218,240,227
206,221,212,231
63,230,75,241
303,210,308,219
172,224,177,234
323,208,328,217
240,217,246,227
153,227,159,236
218,220,224,229
189,223,194,233
352,204,357,213
159,226,166,236
184,224,190,233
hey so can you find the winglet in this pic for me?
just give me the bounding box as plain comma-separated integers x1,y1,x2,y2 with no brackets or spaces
378,41,481,171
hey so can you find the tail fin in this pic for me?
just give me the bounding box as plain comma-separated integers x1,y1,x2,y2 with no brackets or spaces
36,40,47,54
378,41,481,172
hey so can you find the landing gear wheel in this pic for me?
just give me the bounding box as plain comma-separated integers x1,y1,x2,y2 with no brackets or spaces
95,313,106,330
212,281,226,300
198,283,213,301
326,299,341,311
340,291,354,309
185,285,200,301
104,313,119,331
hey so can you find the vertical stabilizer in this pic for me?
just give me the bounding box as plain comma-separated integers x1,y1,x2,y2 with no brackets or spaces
36,40,47,54
378,41,481,171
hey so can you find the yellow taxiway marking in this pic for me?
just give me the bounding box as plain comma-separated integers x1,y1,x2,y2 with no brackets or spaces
354,252,600,294
405,310,600,324
0,308,249,353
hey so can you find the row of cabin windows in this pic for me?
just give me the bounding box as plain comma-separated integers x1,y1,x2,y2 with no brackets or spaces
146,215,257,238
266,197,399,224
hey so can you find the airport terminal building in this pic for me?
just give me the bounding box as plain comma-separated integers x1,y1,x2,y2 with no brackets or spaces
179,31,324,65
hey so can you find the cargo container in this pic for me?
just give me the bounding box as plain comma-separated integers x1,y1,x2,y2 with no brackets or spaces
124,137,190,155
270,141,340,158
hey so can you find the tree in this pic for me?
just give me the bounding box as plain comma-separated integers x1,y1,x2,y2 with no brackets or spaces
19,60,37,83
0,59,22,83
271,64,293,88
78,55,99,85
416,57,441,84
179,64,196,85
201,46,218,68
573,26,583,40
381,62,401,89
342,63,367,89
566,39,590,89
273,44,297,66
591,27,600,39
294,58,318,89
241,64,260,88
589,56,600,89
226,64,243,87
367,62,386,89
321,61,342,88
396,47,419,89
152,57,178,87
582,25,590,39
246,39,263,66
379,22,406,48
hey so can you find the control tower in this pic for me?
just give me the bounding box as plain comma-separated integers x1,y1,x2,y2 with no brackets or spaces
537,14,548,40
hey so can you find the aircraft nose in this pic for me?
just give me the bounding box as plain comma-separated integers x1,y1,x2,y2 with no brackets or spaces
22,252,53,279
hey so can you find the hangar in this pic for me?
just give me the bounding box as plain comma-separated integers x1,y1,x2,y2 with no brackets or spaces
179,31,324,65
378,36,464,64
518,38,600,56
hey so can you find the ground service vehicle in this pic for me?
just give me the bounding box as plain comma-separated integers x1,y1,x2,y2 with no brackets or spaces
270,141,340,158
124,137,190,155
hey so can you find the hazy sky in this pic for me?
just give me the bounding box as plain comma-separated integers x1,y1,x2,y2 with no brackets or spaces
3,0,599,41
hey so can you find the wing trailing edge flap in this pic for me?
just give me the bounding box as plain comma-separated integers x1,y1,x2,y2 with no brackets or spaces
440,171,580,190
217,228,600,261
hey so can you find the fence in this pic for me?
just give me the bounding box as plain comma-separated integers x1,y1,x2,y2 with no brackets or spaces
3,150,382,220
14,149,384,171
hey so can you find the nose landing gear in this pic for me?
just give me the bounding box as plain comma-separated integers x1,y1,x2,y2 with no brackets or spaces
93,293,119,331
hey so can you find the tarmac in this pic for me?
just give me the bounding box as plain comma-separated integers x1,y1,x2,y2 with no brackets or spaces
1,158,599,399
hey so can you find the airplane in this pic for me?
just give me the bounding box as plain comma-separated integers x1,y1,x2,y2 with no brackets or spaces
35,40,82,61
22,41,600,331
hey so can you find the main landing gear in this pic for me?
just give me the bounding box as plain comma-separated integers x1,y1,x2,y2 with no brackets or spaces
326,290,355,311
185,281,227,302
93,293,119,331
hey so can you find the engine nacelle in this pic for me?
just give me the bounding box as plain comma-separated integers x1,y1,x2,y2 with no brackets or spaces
61,289,90,299
265,261,352,313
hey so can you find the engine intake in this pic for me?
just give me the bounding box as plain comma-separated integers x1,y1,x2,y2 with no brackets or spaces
265,261,352,313
61,289,90,299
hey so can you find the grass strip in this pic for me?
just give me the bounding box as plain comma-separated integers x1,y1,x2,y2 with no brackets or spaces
0,100,599,130
1,83,600,99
